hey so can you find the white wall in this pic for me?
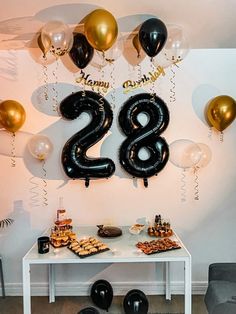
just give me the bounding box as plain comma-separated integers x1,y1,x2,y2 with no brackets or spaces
0,48,235,296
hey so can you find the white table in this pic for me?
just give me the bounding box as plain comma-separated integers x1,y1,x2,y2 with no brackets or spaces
22,226,191,314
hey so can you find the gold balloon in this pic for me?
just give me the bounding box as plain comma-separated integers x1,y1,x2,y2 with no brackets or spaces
37,34,49,57
132,34,141,58
205,95,236,131
84,9,118,52
0,100,26,133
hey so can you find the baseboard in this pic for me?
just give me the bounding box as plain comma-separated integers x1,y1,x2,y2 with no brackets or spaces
4,281,208,296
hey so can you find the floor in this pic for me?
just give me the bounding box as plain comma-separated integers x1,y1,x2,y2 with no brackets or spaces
0,295,208,314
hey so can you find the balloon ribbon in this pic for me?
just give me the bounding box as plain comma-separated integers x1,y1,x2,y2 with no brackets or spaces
194,166,200,201
29,176,40,207
180,168,187,202
52,58,59,112
42,160,48,206
11,132,16,167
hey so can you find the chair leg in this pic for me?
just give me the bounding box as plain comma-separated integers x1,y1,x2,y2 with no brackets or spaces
0,257,5,298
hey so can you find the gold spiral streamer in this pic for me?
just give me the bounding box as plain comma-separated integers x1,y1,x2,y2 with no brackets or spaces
220,131,224,143
29,176,40,207
208,126,213,139
180,168,187,202
52,58,59,112
98,62,105,112
42,55,49,101
41,160,48,206
193,166,200,201
109,62,116,110
11,132,16,167
137,62,142,81
169,65,176,103
82,79,86,97
150,58,156,102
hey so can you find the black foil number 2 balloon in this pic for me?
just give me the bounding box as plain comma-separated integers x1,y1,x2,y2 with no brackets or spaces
60,90,115,187
119,93,169,187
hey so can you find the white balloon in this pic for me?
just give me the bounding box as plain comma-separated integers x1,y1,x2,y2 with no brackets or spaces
41,21,73,57
195,143,212,168
95,34,125,66
155,25,189,67
28,134,53,160
169,139,202,169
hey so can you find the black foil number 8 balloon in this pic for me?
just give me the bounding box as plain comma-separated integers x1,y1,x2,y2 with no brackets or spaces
119,93,169,187
60,90,115,187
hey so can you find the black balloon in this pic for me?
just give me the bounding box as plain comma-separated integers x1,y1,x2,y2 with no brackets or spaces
78,307,100,314
60,90,115,187
123,289,149,314
69,33,94,69
90,279,113,311
139,18,167,58
119,93,169,187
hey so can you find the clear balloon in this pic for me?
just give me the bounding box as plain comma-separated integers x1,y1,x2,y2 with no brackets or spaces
169,139,202,169
84,9,118,52
96,34,124,65
153,49,173,69
161,24,189,65
0,100,26,133
195,143,212,168
28,134,53,161
41,21,73,57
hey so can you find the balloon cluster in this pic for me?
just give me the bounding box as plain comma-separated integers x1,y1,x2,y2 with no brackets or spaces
169,139,211,170
38,12,190,70
38,9,118,69
86,280,149,314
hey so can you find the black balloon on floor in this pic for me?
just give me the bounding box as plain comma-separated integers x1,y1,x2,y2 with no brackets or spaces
91,279,113,311
78,307,100,314
123,289,149,314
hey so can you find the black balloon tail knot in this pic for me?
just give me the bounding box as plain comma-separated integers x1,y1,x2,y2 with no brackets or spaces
85,177,90,188
143,178,148,188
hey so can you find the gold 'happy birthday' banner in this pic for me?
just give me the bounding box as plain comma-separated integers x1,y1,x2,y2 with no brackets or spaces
75,70,110,94
122,66,165,94
75,66,165,95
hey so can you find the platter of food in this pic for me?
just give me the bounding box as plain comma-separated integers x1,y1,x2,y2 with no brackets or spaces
68,236,109,258
136,238,181,255
129,224,145,235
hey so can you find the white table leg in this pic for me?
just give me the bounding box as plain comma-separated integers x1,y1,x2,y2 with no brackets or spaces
165,261,171,300
49,264,55,303
184,257,192,314
22,259,31,314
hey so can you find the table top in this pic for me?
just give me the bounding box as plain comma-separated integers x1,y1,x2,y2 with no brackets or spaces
23,226,191,264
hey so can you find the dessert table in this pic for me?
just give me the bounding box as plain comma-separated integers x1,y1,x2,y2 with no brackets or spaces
22,226,191,314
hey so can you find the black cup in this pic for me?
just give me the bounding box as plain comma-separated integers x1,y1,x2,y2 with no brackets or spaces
38,236,50,254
